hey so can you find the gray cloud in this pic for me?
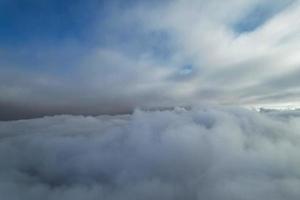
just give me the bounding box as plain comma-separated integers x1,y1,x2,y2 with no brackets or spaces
0,106,300,200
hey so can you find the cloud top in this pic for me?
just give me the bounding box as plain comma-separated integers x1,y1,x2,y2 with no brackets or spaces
1,107,300,200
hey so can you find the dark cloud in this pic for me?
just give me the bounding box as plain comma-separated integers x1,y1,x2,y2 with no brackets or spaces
0,106,300,199
0,101,133,121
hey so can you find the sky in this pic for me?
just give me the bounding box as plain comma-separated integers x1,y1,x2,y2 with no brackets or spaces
2,2,300,199
1,0,300,120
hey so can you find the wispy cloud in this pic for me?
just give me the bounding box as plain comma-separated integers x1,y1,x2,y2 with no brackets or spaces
0,0,300,119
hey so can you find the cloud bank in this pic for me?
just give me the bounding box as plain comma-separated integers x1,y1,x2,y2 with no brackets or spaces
1,106,300,200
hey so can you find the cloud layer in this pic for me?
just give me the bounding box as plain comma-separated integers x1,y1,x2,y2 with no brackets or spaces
1,106,300,200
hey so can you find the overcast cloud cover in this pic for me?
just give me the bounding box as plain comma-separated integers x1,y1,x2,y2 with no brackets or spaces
1,107,300,200
1,0,300,119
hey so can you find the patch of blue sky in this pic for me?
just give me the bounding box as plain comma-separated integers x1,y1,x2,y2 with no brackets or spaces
0,0,176,74
0,0,114,74
179,64,194,75
0,0,104,46
166,64,198,82
233,0,294,33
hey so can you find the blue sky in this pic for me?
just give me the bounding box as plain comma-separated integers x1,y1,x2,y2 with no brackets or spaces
0,0,300,119
233,0,294,33
0,0,174,73
0,0,97,44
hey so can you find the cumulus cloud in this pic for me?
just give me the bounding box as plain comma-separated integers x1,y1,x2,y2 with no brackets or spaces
0,106,300,200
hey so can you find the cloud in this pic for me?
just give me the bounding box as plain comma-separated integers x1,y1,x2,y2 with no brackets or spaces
135,0,300,103
0,106,300,199
1,0,300,119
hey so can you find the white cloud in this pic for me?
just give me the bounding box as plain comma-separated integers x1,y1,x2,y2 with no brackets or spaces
134,0,300,104
1,107,300,199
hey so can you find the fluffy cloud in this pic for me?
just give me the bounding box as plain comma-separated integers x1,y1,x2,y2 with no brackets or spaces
1,106,300,200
